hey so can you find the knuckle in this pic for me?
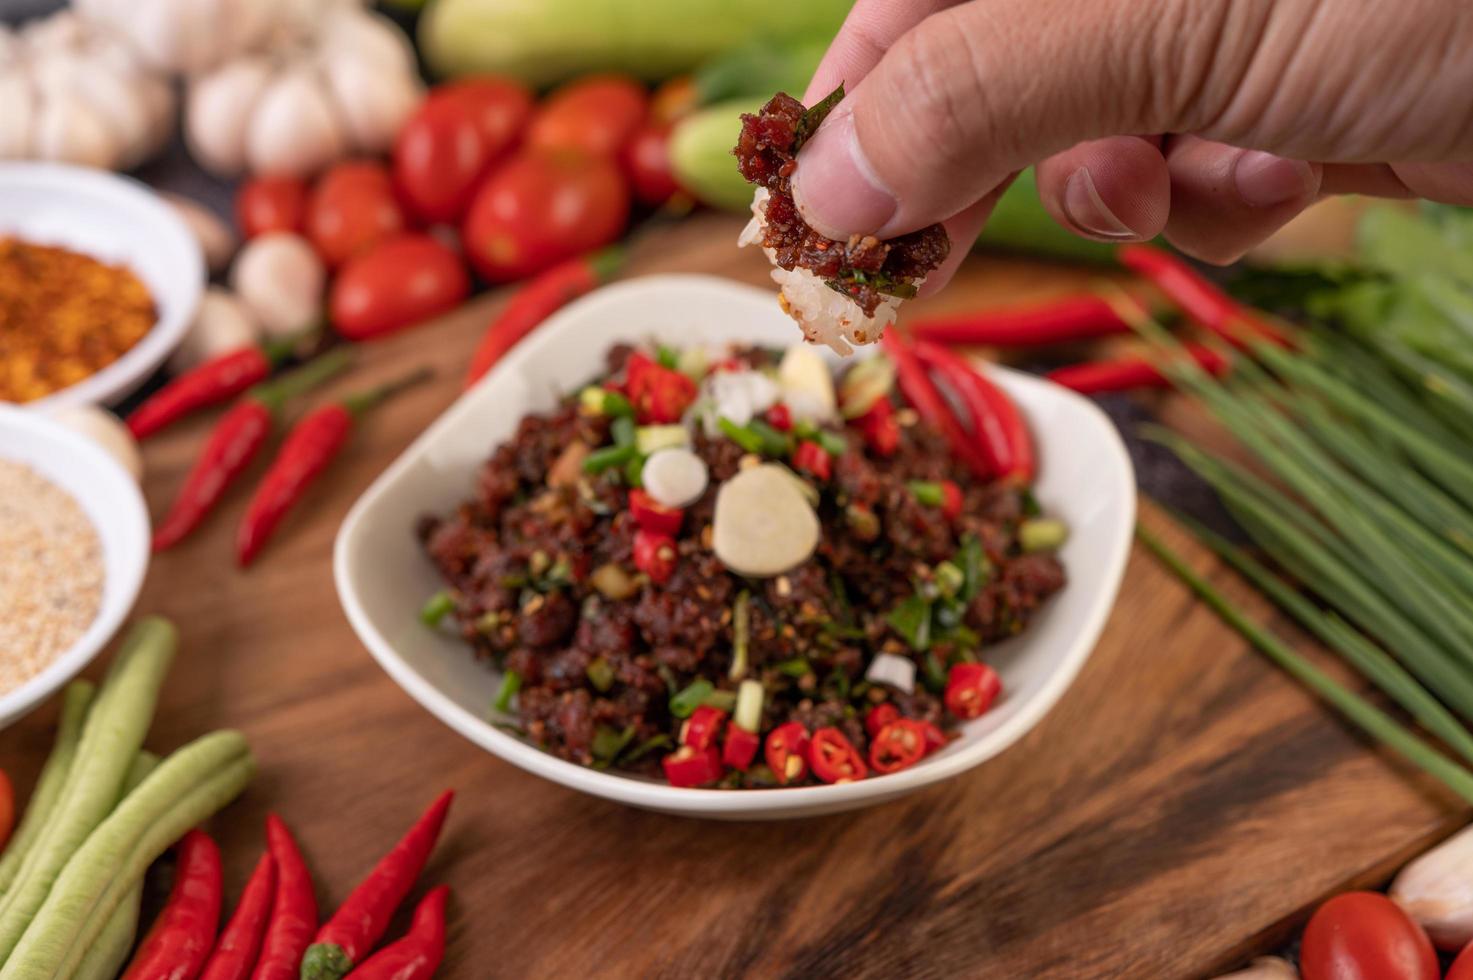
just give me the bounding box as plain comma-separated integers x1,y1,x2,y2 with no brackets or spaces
889,17,994,170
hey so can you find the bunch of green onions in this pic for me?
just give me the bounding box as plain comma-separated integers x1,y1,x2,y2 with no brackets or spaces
1119,286,1473,804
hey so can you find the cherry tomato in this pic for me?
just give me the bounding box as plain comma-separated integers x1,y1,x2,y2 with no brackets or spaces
1300,892,1438,980
1448,940,1473,980
235,176,307,239
632,528,677,584
944,662,1001,720
810,728,867,784
330,234,470,341
527,74,648,159
462,150,629,282
0,769,12,851
305,161,406,268
431,76,532,162
620,123,679,206
394,98,490,224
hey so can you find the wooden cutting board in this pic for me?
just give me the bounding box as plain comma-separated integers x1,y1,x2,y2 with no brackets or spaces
1,213,1462,979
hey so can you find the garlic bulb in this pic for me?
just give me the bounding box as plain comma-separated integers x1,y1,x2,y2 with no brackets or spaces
1391,823,1473,949
185,7,421,178
51,406,143,483
170,287,260,373
230,233,325,340
1209,957,1298,980
0,13,174,171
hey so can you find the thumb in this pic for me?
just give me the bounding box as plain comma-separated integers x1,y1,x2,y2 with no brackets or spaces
792,0,1173,239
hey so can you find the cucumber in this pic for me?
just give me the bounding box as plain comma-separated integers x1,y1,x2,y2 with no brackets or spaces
977,169,1118,264
420,0,851,87
693,37,828,105
671,98,761,211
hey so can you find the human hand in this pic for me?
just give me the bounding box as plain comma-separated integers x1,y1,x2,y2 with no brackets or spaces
793,0,1473,289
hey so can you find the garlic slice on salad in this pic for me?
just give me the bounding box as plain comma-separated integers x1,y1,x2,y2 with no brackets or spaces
713,463,819,577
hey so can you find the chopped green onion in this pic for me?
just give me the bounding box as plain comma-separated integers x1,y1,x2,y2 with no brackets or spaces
579,386,634,418
729,591,751,680
813,429,848,457
583,443,637,475
1020,518,1069,553
844,502,879,540
623,734,671,764
493,670,522,713
657,344,679,369
718,417,765,454
676,347,709,379
704,690,737,712
887,594,933,652
586,657,615,692
623,456,644,488
473,611,501,634
734,679,764,732
956,535,990,602
419,590,454,628
669,679,714,718
579,386,606,414
635,424,689,455
611,415,637,448
748,419,794,456
934,561,964,598
591,724,636,764
907,481,943,506
774,658,811,678
921,652,947,693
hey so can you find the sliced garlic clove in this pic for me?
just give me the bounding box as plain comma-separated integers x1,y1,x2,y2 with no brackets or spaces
713,463,820,577
1391,823,1473,950
186,58,272,176
778,344,837,420
246,66,347,179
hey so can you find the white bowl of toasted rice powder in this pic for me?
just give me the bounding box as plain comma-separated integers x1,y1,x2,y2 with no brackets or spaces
0,405,149,728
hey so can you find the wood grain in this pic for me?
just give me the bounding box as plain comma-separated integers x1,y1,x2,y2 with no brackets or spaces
1,213,1463,979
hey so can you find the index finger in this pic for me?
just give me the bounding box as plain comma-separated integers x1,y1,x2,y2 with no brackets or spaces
803,0,964,103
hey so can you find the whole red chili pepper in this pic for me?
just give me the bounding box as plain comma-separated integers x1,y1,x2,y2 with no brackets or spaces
342,886,450,980
464,246,624,389
301,791,455,980
252,815,317,980
152,349,351,553
235,368,433,566
910,294,1132,347
879,330,990,478
128,348,272,441
200,850,276,980
1046,343,1231,394
121,829,223,980
1117,244,1291,347
913,340,1036,482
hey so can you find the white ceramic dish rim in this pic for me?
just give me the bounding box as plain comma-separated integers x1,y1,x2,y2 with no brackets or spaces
0,162,203,412
0,405,150,726
336,275,1136,817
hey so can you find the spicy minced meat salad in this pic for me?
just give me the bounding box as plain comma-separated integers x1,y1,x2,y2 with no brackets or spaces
419,341,1066,788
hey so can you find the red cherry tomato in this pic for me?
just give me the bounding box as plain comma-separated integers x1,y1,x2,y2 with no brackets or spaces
305,161,406,268
1448,940,1473,980
1300,892,1438,980
527,74,648,159
236,176,307,239
394,98,490,225
462,150,629,282
620,123,679,206
430,76,532,162
330,234,470,341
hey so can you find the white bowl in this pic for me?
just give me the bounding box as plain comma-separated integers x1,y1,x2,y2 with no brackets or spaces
0,162,204,412
0,405,150,728
335,275,1135,819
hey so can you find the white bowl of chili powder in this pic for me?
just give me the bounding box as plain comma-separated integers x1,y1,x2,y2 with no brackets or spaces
336,275,1136,820
0,162,203,412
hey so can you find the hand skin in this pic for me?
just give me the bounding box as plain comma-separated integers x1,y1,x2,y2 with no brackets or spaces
792,0,1473,289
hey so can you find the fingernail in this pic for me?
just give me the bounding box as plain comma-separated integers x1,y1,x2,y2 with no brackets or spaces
791,108,897,239
1062,168,1138,240
1234,151,1316,207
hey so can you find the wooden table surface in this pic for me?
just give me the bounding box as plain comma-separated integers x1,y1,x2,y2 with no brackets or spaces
2,214,1464,979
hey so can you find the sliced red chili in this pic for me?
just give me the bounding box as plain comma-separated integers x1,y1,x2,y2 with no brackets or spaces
628,489,684,536
864,704,899,740
764,722,810,785
917,720,948,755
852,397,899,456
662,745,723,787
945,662,1001,720
632,529,677,584
680,705,728,751
764,403,793,432
810,728,868,784
869,720,926,774
722,727,760,772
939,480,963,521
626,352,697,423
791,440,832,481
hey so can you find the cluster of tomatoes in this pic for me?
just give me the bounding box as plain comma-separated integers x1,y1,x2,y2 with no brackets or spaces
233,73,681,342
1295,891,1473,980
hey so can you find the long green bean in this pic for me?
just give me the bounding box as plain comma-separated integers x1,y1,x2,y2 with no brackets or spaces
0,618,175,961
71,751,160,980
0,683,95,897
5,731,254,979
1137,522,1473,803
